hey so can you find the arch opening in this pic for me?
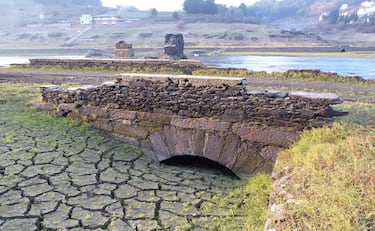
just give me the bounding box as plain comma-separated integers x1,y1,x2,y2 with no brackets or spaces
161,156,240,180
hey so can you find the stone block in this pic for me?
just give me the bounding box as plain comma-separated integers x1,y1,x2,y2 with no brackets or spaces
232,123,298,147
115,41,132,49
218,134,241,169
150,132,171,161
114,123,148,139
253,128,298,147
138,112,171,125
113,49,135,59
290,91,343,104
219,112,244,123
33,103,56,112
159,33,187,60
83,106,108,118
170,117,231,132
232,142,264,176
203,132,225,162
191,130,206,156
121,120,134,126
106,103,120,109
110,110,138,121
153,108,173,115
93,118,113,132
163,126,193,156
261,146,281,161
58,103,76,112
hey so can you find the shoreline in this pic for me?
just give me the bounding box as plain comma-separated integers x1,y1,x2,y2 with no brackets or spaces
221,51,375,58
1,46,375,59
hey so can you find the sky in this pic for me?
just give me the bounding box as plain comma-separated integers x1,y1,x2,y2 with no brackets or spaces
100,0,259,11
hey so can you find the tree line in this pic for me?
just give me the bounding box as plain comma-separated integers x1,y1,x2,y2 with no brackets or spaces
183,0,218,14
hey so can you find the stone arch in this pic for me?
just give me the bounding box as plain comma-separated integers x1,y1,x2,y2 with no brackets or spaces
161,155,239,179
147,122,299,179
38,74,346,181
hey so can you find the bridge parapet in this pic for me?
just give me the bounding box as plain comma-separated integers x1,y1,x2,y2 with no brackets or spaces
37,74,347,178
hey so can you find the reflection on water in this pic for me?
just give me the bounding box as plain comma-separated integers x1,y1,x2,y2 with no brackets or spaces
199,55,375,80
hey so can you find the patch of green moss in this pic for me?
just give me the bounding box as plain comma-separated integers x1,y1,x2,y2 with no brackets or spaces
137,115,171,134
138,120,165,133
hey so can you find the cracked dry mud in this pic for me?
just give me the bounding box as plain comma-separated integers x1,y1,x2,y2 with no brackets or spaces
0,95,246,230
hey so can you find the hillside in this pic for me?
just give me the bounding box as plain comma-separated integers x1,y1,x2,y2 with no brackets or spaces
0,0,103,29
249,0,372,20
0,0,374,57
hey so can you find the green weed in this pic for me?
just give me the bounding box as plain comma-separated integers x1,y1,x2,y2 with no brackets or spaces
2,132,16,144
201,174,272,231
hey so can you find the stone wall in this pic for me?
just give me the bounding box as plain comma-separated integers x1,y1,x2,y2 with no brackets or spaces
29,58,204,74
113,41,135,59
36,74,346,179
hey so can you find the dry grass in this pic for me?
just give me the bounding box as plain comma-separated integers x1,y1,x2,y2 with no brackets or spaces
274,123,375,230
335,102,375,127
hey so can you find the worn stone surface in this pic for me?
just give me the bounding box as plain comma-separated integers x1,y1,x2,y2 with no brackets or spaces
41,75,343,129
113,41,135,59
232,123,299,147
149,132,171,161
171,117,231,132
38,74,346,178
159,33,188,60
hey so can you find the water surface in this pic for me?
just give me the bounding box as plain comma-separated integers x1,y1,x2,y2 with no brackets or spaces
199,55,375,80
2,55,374,80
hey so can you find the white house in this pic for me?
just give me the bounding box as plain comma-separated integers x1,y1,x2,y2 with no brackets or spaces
80,15,94,25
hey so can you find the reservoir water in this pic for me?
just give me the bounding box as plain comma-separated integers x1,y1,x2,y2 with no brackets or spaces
0,56,83,67
1,55,374,80
199,55,375,80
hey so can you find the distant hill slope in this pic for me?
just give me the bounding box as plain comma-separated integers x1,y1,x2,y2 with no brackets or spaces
0,0,103,28
249,0,370,21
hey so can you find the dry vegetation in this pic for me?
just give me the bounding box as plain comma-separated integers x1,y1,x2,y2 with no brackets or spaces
267,99,375,231
272,122,375,230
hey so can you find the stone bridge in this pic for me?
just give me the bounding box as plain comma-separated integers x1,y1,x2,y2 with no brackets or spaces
37,74,346,179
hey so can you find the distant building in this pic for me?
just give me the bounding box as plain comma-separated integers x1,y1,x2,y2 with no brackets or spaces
80,15,94,25
94,15,120,25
